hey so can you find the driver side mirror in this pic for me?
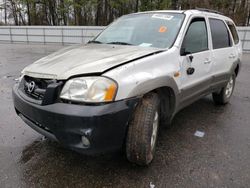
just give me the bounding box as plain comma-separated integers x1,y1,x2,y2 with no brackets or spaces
180,47,191,56
180,47,194,62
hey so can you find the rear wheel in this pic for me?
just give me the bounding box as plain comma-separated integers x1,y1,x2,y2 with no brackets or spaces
212,74,236,105
126,93,160,166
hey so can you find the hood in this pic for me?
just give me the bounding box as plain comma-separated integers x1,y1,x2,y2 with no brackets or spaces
22,44,162,80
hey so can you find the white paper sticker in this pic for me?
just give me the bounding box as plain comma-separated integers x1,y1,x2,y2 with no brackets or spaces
194,131,205,138
139,43,152,47
152,14,174,20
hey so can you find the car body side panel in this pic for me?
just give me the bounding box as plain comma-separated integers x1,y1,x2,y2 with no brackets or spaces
104,48,181,105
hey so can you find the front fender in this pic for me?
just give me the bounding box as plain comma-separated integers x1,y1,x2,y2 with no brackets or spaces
128,75,179,99
103,48,181,102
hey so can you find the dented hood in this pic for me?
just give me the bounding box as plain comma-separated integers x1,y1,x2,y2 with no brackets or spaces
22,44,162,80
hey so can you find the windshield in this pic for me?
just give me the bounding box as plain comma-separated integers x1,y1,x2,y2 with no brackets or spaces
93,13,185,49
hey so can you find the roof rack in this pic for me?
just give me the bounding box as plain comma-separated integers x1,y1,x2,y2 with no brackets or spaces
195,8,224,15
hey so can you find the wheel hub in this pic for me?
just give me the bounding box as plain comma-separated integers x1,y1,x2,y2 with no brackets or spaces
225,76,234,98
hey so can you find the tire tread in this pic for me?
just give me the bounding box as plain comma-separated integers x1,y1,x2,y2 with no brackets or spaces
126,93,159,166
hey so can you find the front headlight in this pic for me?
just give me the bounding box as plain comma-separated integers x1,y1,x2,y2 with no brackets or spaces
60,77,117,103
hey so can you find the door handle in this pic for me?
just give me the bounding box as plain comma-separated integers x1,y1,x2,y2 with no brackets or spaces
204,60,211,64
229,54,236,59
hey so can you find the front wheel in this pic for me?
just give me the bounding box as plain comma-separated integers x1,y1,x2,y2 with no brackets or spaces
212,74,236,105
126,93,160,166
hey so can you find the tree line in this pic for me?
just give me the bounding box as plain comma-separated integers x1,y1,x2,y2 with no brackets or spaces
0,0,249,26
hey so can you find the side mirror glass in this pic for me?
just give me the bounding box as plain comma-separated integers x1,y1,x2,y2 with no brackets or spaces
180,47,191,56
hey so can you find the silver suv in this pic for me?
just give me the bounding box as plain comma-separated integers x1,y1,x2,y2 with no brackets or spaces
13,9,242,165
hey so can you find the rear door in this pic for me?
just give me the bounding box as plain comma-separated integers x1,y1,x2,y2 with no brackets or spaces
179,17,212,107
226,21,243,64
209,18,236,89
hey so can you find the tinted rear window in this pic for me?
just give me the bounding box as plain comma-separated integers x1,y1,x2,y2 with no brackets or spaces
227,22,239,44
209,18,232,49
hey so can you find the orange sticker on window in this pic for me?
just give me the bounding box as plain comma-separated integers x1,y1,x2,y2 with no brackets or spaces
159,26,167,33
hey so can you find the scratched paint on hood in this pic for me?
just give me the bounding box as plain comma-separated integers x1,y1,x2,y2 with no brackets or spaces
22,44,162,80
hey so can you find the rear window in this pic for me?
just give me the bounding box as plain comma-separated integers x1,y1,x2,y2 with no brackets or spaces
209,18,232,49
227,21,239,44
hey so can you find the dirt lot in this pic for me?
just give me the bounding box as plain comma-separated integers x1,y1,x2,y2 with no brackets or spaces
0,44,250,188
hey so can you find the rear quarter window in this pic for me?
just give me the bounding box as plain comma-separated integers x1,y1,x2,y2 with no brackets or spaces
227,21,239,45
209,18,232,49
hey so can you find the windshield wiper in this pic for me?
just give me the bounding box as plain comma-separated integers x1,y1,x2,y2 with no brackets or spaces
107,42,133,45
88,40,103,44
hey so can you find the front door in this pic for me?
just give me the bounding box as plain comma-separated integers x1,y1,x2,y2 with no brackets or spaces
179,17,212,108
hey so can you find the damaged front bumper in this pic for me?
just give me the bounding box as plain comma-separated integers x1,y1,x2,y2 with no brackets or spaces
12,84,139,155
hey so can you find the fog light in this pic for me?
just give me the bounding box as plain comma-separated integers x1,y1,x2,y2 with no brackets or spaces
82,136,90,147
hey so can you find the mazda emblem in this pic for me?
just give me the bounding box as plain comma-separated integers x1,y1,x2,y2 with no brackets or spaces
27,81,36,93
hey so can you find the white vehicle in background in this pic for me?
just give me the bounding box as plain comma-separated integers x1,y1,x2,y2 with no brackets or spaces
13,9,242,166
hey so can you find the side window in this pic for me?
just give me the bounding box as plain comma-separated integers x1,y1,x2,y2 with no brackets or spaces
227,21,239,45
181,18,208,54
209,18,232,49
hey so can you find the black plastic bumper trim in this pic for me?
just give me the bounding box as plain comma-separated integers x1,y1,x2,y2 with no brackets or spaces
19,113,58,142
13,84,139,155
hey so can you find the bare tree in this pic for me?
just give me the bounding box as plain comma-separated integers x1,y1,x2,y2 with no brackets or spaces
2,0,250,26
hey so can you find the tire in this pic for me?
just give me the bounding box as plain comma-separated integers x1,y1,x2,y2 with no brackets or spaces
126,92,160,166
212,73,236,105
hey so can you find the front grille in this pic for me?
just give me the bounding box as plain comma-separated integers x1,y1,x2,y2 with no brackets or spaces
22,76,55,100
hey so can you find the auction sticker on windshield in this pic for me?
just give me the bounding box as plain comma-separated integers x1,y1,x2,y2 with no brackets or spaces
152,14,174,20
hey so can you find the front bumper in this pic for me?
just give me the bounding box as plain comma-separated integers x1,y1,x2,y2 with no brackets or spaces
13,85,139,155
